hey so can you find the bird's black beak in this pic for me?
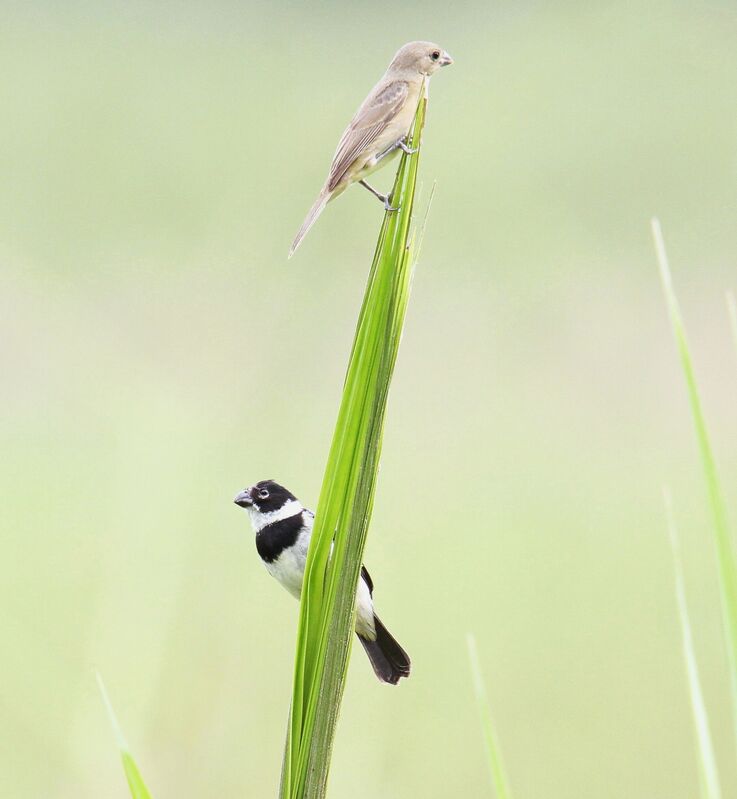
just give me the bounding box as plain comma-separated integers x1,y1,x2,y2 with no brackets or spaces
234,488,254,508
440,51,453,67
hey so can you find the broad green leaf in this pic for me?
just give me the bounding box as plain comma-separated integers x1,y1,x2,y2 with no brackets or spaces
281,91,428,799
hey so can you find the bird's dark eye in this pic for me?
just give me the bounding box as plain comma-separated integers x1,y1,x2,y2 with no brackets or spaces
259,488,269,499
431,50,440,61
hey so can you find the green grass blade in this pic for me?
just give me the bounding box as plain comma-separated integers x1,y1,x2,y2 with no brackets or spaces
96,673,155,799
651,218,737,746
120,754,155,799
727,290,737,362
280,91,429,799
662,488,723,799
466,634,514,799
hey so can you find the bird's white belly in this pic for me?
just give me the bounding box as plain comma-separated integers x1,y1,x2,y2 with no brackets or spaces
265,545,307,600
266,548,376,640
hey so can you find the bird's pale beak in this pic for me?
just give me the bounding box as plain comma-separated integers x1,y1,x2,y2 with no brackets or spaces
234,488,254,508
440,51,453,66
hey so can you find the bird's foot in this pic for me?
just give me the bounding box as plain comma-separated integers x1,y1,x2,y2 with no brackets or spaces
360,180,400,212
397,137,418,155
375,136,418,164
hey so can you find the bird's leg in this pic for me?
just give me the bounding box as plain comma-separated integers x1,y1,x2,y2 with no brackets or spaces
375,136,419,165
359,180,399,212
375,142,399,163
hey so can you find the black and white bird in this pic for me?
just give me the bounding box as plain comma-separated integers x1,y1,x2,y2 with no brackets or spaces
233,479,410,684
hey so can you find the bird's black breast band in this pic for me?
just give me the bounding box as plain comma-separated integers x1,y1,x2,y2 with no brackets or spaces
256,513,305,563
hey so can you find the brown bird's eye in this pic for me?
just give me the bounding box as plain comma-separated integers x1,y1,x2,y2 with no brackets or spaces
259,488,269,499
431,50,440,61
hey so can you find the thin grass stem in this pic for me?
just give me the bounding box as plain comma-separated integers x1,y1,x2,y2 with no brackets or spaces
662,488,723,799
466,634,514,799
96,672,156,799
726,290,737,364
651,217,737,754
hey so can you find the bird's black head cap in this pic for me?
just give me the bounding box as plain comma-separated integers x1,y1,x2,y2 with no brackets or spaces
233,480,298,513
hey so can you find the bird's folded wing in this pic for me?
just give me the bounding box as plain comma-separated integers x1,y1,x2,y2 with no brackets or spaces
360,565,374,595
305,506,374,595
326,79,409,192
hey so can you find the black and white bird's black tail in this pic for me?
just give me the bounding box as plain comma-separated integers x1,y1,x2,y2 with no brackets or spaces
358,615,411,685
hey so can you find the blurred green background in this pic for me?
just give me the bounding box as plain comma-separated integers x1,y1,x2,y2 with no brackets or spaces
2,1,737,797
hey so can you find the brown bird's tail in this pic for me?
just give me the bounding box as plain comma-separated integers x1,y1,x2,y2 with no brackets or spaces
289,189,330,258
357,615,411,685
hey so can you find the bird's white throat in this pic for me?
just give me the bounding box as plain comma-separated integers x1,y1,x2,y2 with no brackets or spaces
248,499,304,532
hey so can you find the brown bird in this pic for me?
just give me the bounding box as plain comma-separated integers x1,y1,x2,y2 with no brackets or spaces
289,41,453,257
